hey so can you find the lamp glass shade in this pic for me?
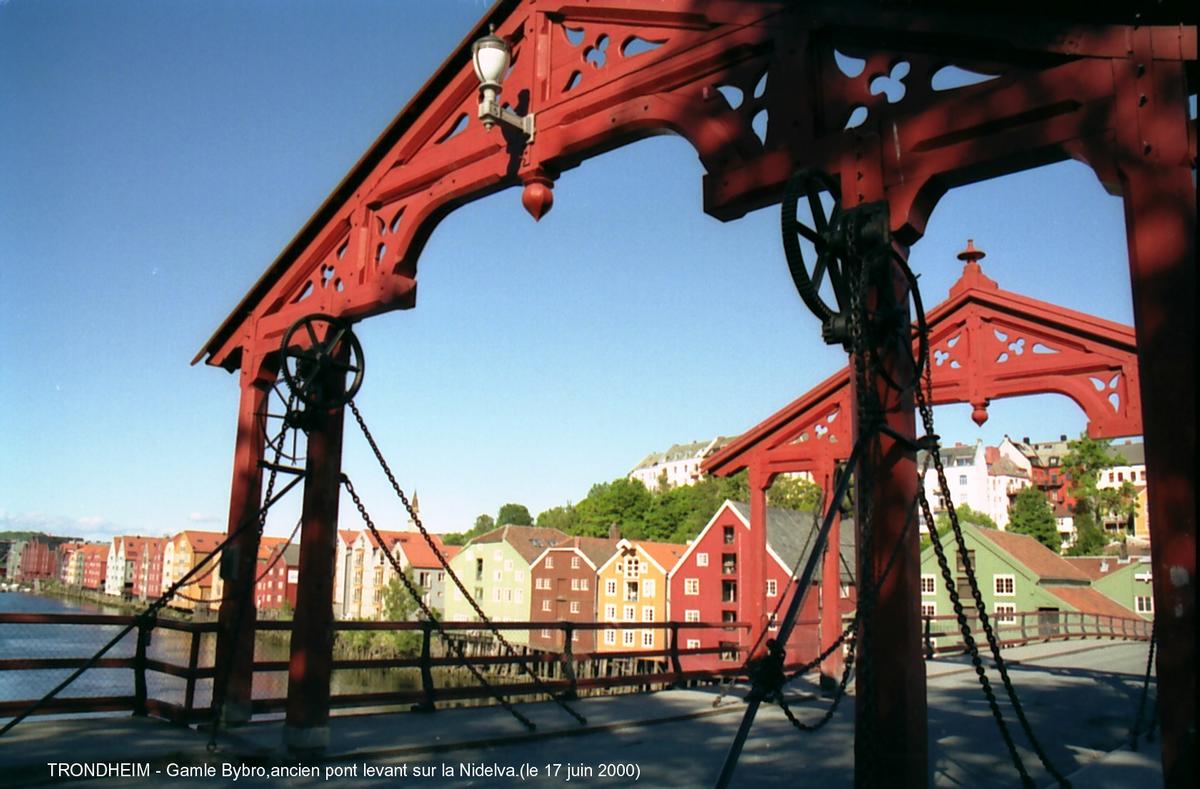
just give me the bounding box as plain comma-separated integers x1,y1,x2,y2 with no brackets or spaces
472,34,510,85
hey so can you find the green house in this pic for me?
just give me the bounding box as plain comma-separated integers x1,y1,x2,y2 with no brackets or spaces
1065,556,1155,619
918,522,1136,628
444,525,567,645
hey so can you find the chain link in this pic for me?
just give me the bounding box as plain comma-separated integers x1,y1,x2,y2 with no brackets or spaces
341,474,537,731
348,400,586,725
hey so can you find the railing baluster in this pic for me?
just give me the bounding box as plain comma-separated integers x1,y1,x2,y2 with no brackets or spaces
183,628,201,723
133,616,152,717
414,621,436,713
561,623,578,699
668,623,684,686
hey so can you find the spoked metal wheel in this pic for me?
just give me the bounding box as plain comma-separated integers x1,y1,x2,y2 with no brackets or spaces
256,381,307,465
780,167,853,323
279,314,364,411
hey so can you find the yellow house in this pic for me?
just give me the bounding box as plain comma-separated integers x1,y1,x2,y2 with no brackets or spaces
162,530,222,612
594,539,684,654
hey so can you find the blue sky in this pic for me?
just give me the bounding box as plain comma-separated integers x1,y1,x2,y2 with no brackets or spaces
0,1,1138,542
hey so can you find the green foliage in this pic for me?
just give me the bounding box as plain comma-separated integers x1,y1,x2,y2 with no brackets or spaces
1062,432,1134,550
1008,486,1061,552
496,503,533,527
529,469,811,546
1066,511,1107,556
379,572,423,653
441,532,466,546
441,513,496,546
536,504,578,533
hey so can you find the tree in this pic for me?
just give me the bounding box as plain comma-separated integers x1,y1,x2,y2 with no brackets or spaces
766,475,822,511
574,478,653,537
1007,486,1061,551
441,513,495,545
377,573,424,653
1062,433,1136,552
536,504,578,533
496,503,533,527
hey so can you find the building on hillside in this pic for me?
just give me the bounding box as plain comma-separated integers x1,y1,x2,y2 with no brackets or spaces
340,529,459,620
161,531,223,612
628,437,736,492
444,526,568,645
529,535,619,653
919,441,1030,530
132,538,167,601
80,544,109,590
1097,439,1148,539
919,522,1137,634
667,501,856,672
332,530,358,618
1064,555,1155,619
595,539,685,655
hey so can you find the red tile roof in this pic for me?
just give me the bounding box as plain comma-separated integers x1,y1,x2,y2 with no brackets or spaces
975,529,1089,582
1046,586,1136,618
338,530,358,546
395,533,455,569
636,541,687,574
546,536,619,568
181,530,224,553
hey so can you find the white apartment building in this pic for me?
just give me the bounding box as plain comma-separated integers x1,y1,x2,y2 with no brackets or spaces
628,436,735,491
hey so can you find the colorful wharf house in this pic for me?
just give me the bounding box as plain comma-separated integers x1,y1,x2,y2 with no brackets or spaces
132,537,166,601
667,500,856,672
79,544,108,590
529,536,619,653
445,525,568,645
254,541,301,612
161,531,223,612
595,539,686,656
919,522,1136,636
398,535,461,617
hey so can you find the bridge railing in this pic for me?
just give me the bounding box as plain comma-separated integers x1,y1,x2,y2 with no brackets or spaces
0,614,773,725
921,609,1153,658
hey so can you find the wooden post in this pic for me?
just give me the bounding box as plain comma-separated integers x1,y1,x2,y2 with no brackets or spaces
668,623,683,687
561,623,579,699
414,621,436,713
183,629,201,723
133,616,152,717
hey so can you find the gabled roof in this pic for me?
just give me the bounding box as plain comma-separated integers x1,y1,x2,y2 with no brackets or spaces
1109,440,1145,466
180,530,224,553
974,528,1089,583
467,525,570,563
1046,586,1136,617
637,541,687,575
987,457,1029,478
338,530,358,546
542,536,619,569
395,533,456,569
1063,555,1149,580
728,501,856,583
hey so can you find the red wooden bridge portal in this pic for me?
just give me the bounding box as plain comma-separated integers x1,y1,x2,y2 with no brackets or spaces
194,2,1195,786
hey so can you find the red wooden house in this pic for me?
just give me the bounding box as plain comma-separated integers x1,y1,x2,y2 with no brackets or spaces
667,500,855,673
529,536,619,653
80,544,108,590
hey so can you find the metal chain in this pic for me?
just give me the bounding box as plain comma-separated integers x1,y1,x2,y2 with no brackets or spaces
177,516,302,605
341,474,538,731
347,400,586,725
1129,621,1157,749
907,259,1070,787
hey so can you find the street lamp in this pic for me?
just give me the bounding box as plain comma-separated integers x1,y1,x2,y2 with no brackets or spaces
472,25,535,142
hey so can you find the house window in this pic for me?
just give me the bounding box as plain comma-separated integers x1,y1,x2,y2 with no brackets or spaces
622,630,636,646
723,526,735,544
993,603,1016,624
643,579,655,598
684,578,699,595
545,556,553,569
767,612,778,631
921,602,937,618
571,556,580,569
623,605,635,621
993,574,1015,596
958,475,968,485
1136,596,1154,614
722,554,737,574
625,558,641,578
493,588,501,602
604,630,616,645
604,604,616,620
642,606,654,622
686,639,701,650
625,581,639,601
493,569,502,582
605,579,617,596
571,578,580,591
719,642,738,662
921,574,937,595
541,629,551,639
766,579,777,597
493,550,503,561
580,578,589,591
721,580,737,603
504,559,513,571
685,609,700,623
542,599,552,612
515,570,524,582
515,589,523,604
696,552,709,567
572,630,579,642
642,630,655,647
570,601,581,614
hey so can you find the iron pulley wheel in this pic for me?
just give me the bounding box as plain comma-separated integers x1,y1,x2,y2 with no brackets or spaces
279,313,364,410
255,381,307,464
781,167,850,324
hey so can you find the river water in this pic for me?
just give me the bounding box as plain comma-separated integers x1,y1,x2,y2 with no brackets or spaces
0,592,421,718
